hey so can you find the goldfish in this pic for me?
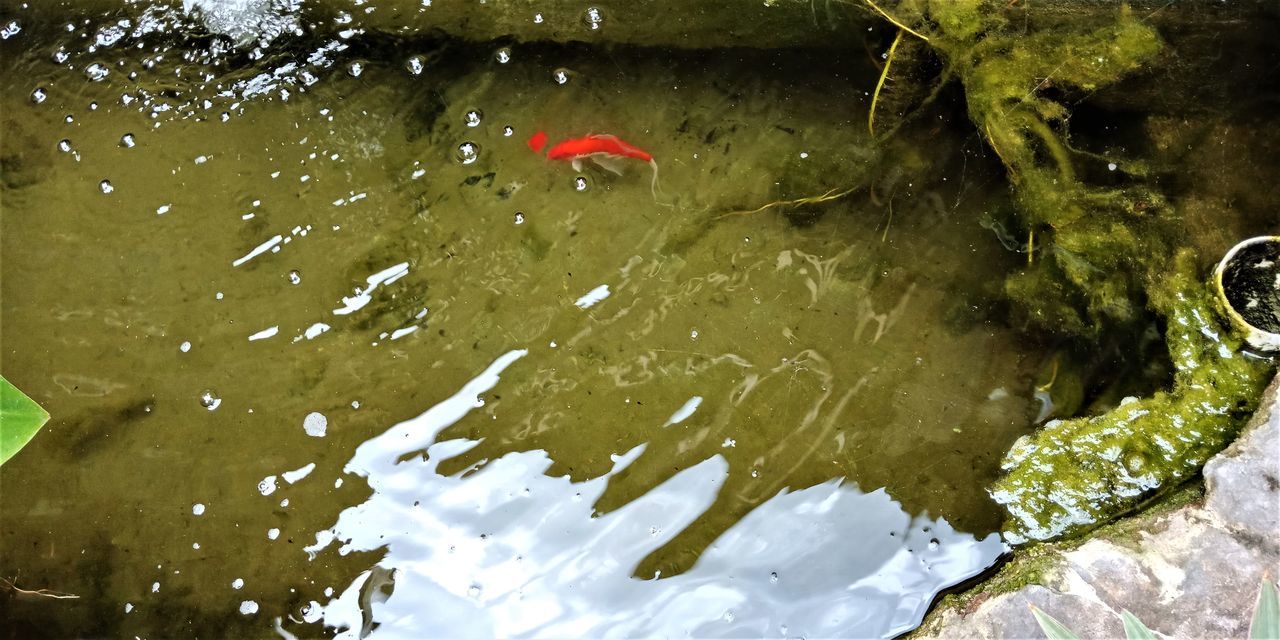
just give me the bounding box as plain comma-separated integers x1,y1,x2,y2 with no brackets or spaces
528,131,661,198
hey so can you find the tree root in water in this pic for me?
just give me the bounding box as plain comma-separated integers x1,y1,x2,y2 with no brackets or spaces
1,576,80,600
714,186,860,220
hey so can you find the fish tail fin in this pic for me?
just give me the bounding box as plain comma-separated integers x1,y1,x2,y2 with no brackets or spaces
649,158,664,200
649,159,675,208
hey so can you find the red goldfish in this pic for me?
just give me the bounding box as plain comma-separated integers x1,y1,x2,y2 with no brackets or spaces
528,131,661,198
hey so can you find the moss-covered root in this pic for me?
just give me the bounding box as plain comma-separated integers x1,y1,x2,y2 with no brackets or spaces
990,251,1274,544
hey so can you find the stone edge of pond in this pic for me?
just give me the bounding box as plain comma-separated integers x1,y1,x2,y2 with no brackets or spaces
911,373,1280,639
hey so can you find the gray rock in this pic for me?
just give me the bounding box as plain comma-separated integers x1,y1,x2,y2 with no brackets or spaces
914,374,1280,639
1204,379,1280,548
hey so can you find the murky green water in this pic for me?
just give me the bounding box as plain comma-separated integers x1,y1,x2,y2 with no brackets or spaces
0,4,1083,637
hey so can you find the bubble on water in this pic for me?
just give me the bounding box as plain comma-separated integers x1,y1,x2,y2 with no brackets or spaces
502,125,514,137
120,133,136,148
192,503,206,516
724,610,735,623
301,601,322,622
574,176,589,191
533,12,544,23
455,141,480,165
770,571,779,583
552,68,572,85
199,390,221,410
64,114,74,124
514,212,525,225
99,180,114,194
0,20,19,39
464,109,483,128
89,101,98,111
347,61,364,77
53,49,69,63
84,62,109,81
583,7,604,30
288,270,302,285
258,476,278,496
31,87,47,104
232,578,244,590
405,55,425,75
467,584,482,599
57,139,72,152
303,411,328,437
751,468,760,478
1107,162,1118,171
239,600,259,615
180,341,191,353
152,582,160,593
267,528,280,540
928,538,940,550
494,47,511,64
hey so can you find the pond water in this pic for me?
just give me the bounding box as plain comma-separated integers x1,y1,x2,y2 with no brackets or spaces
0,3,1080,637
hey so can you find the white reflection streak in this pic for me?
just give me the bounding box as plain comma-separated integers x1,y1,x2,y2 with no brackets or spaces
663,396,702,427
248,325,279,341
232,234,282,266
574,284,611,309
282,462,316,484
333,262,410,316
293,322,330,342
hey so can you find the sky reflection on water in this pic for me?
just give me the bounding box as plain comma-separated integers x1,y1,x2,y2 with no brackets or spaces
306,350,1006,639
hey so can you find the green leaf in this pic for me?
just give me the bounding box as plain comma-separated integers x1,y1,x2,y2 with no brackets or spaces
1031,605,1081,640
1252,580,1279,640
1,375,50,466
1121,610,1157,640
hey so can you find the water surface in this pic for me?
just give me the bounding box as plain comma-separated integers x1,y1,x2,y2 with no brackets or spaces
1,4,1048,636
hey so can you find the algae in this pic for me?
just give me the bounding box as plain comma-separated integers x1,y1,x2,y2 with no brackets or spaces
865,1,1276,542
991,252,1272,542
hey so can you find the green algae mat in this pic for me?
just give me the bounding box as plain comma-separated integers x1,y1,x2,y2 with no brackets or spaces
1,0,1277,637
